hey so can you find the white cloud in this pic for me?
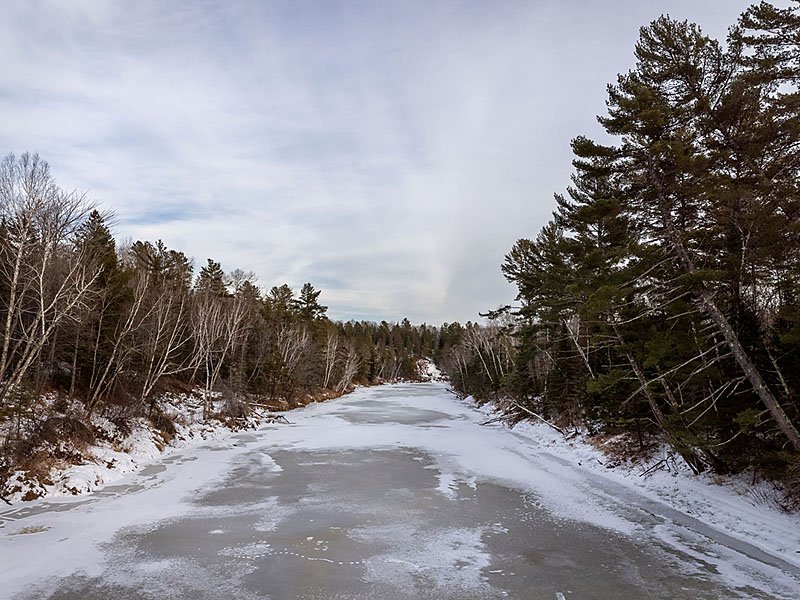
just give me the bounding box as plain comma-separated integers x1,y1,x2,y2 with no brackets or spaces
0,0,771,323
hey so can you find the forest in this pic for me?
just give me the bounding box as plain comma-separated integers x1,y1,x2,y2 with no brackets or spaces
0,160,470,494
441,2,800,504
2,1,799,509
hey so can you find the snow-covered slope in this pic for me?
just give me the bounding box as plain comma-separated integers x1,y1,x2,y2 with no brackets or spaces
416,358,446,382
469,397,800,571
4,394,255,502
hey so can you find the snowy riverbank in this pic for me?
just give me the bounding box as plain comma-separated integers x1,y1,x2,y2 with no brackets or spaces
3,361,444,503
7,385,799,570
467,396,800,571
3,393,262,502
2,383,798,598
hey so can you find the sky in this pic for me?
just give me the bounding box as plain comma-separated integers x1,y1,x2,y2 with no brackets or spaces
0,0,782,324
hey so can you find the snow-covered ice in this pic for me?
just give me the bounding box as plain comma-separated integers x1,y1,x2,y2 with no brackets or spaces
1,383,798,599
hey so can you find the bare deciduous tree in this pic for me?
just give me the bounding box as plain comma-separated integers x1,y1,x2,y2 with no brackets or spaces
336,341,360,393
0,153,100,408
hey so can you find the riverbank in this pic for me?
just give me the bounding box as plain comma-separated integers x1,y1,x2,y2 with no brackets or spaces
466,395,800,572
4,383,798,599
1,384,367,503
1,358,446,503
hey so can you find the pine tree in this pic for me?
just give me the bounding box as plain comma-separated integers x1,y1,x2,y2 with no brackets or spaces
195,259,228,297
266,284,294,316
71,210,129,398
596,15,800,452
293,282,327,321
491,6,800,472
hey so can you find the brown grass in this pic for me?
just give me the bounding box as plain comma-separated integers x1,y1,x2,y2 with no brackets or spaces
149,409,177,444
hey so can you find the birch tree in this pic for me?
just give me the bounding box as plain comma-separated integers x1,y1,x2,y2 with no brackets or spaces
336,341,360,393
322,328,339,389
190,263,251,419
0,153,100,408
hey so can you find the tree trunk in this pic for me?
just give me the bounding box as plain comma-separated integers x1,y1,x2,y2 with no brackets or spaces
654,183,800,452
610,319,706,474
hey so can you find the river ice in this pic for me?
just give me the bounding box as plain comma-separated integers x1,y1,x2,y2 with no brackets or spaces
1,383,798,599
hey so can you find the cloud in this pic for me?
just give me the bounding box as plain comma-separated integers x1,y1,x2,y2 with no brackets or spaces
0,0,769,323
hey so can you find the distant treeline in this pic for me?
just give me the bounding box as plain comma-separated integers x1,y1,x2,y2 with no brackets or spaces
0,154,476,480
440,2,800,500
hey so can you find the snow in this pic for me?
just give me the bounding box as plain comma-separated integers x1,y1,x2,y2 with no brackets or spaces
0,435,251,594
416,358,446,381
247,384,800,583
1,383,798,598
254,387,644,536
49,422,165,497
4,394,246,502
356,524,492,594
499,413,800,569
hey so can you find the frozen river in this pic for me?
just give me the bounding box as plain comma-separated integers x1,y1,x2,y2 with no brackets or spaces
1,383,798,599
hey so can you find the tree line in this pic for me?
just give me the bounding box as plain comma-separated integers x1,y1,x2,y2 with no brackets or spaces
0,155,464,486
441,2,800,497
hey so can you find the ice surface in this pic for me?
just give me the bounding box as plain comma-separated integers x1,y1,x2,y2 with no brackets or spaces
1,383,798,599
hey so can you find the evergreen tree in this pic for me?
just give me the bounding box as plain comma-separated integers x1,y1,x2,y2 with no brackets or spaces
195,259,228,297
266,284,295,318
70,210,129,397
450,4,800,478
293,282,328,321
